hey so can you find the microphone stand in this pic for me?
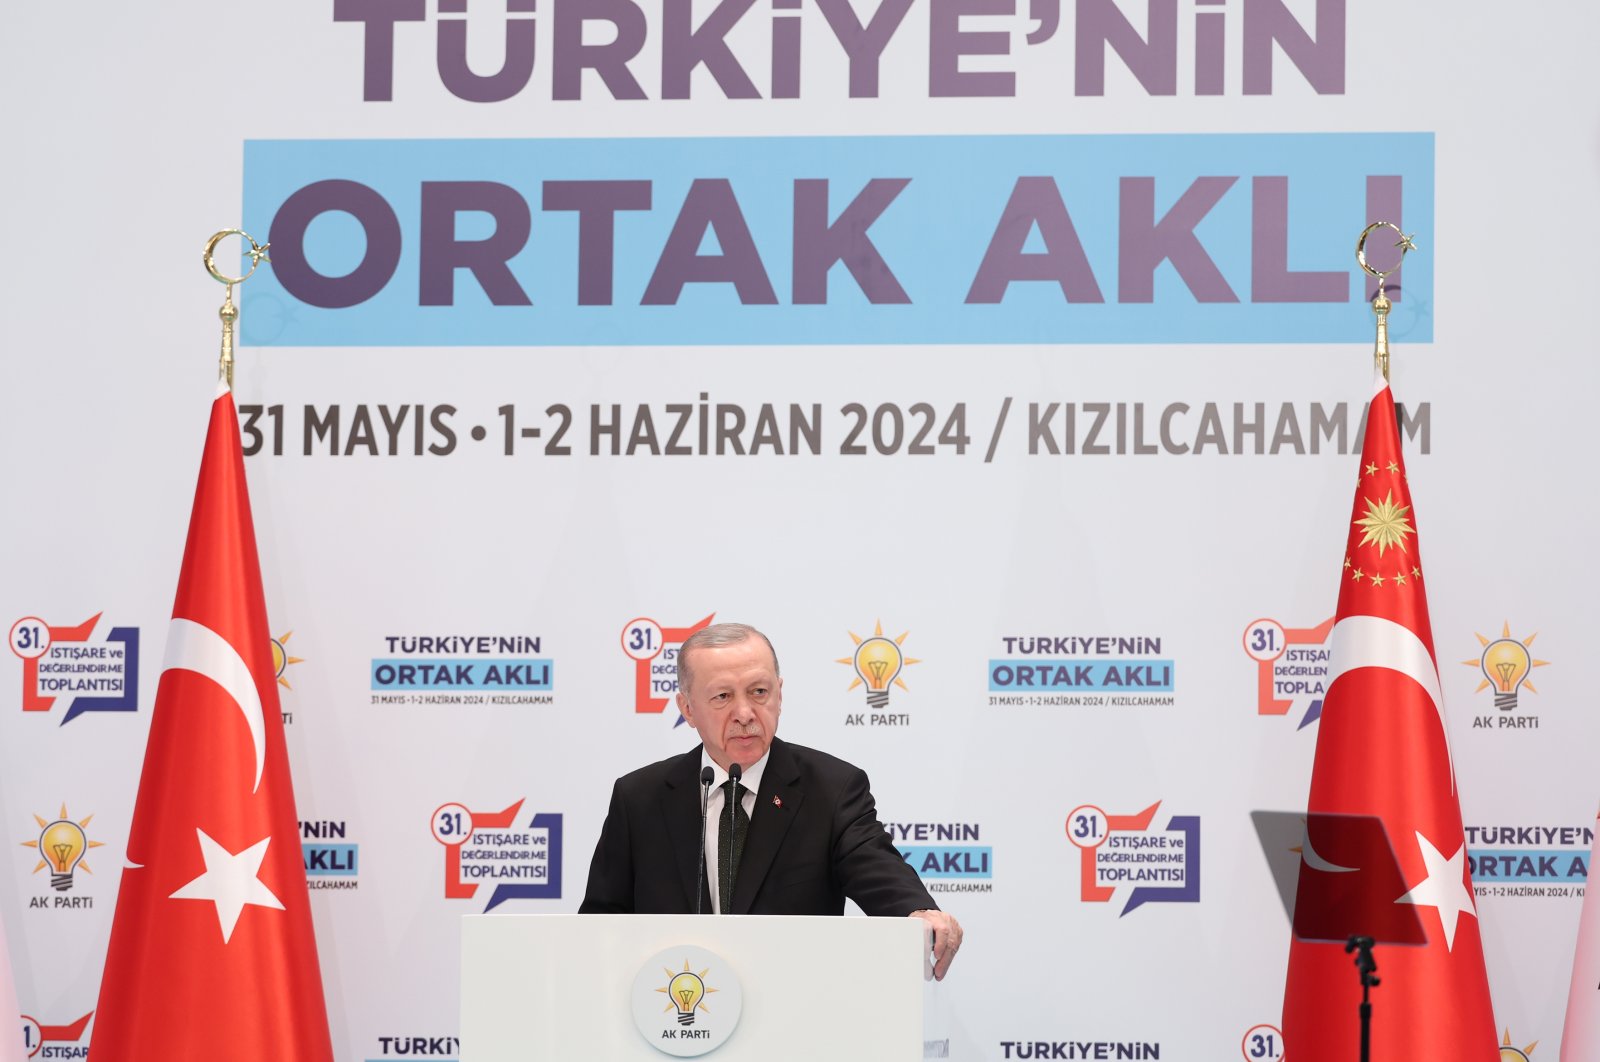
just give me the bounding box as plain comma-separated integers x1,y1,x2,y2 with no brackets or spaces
1345,935,1378,1062
725,763,742,915
696,766,713,915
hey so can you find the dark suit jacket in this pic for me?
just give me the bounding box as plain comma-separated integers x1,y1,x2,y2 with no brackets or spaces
579,737,936,916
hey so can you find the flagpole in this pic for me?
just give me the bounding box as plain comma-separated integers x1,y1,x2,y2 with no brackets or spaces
202,229,270,390
1355,221,1418,382
1342,222,1423,1062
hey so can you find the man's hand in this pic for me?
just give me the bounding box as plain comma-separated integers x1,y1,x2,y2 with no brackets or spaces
910,909,963,980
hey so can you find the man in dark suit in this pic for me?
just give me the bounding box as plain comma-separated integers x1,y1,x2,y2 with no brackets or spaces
579,622,963,979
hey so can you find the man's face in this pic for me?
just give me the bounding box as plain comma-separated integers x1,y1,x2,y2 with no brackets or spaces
677,638,783,772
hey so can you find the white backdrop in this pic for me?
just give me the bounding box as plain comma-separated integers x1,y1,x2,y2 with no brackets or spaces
3,2,1598,1059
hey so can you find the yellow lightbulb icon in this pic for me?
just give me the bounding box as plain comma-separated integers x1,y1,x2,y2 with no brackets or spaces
1481,638,1532,712
853,636,904,710
667,970,705,1026
1499,1028,1537,1060
39,819,88,892
271,630,303,689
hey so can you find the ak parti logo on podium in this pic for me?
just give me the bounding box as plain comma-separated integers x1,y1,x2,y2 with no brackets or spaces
631,945,743,1058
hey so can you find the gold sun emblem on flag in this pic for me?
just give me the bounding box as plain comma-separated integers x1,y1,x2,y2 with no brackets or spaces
1353,490,1414,556
270,630,304,689
1500,1028,1537,1061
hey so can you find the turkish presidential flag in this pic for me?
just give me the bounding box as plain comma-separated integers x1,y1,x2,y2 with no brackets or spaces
91,383,333,1061
1561,808,1600,1059
1281,372,1497,1058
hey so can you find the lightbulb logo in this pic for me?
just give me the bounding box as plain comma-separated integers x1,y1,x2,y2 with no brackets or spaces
272,629,304,725
1461,624,1551,732
631,945,743,1056
271,629,304,689
657,960,716,1025
1463,624,1548,713
1499,1028,1538,1061
20,805,103,892
838,621,920,710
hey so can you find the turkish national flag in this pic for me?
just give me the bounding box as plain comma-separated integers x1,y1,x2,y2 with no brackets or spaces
91,383,333,1060
1561,808,1600,1059
1281,372,1497,1058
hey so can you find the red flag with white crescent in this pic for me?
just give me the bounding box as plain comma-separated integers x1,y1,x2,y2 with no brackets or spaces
91,383,333,1061
1282,373,1497,1059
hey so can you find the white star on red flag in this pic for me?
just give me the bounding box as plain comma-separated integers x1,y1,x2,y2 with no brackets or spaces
169,829,285,944
1395,831,1477,951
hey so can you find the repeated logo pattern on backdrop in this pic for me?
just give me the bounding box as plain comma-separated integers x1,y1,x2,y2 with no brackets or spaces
10,615,139,724
431,801,562,912
18,806,103,908
1067,802,1200,916
621,615,714,721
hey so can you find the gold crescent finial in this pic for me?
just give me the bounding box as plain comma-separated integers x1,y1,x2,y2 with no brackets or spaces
1354,222,1419,383
203,230,270,391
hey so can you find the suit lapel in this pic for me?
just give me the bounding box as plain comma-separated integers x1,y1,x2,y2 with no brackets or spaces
730,738,804,914
662,747,712,914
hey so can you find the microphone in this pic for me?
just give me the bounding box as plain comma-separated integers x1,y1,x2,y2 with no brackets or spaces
724,763,742,914
697,766,714,915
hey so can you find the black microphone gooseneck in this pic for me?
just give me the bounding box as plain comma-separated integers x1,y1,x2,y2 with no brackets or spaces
724,762,742,915
696,766,714,915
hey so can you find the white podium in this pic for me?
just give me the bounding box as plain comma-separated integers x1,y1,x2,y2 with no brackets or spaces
461,914,932,1061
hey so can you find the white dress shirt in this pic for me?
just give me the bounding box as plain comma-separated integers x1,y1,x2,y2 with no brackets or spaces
700,748,769,914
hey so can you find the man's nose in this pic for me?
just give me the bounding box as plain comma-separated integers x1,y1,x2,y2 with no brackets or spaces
730,695,756,722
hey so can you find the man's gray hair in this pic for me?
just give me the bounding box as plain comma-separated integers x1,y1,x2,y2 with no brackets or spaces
677,623,780,696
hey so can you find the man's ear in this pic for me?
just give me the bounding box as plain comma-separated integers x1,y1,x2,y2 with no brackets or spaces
677,690,694,727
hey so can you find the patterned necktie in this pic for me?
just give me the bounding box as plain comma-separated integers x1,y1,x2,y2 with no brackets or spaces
718,780,749,913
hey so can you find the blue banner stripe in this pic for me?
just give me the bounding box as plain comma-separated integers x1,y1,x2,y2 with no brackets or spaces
1468,849,1589,881
900,846,993,879
303,843,359,876
988,660,1174,692
369,659,552,690
242,133,1433,347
